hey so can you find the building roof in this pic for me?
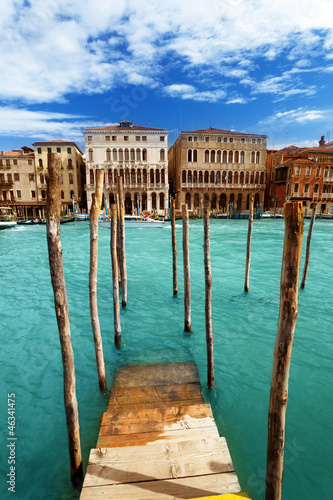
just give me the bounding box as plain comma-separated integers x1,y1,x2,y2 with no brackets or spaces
1,150,34,157
32,140,83,155
83,124,168,132
180,127,267,137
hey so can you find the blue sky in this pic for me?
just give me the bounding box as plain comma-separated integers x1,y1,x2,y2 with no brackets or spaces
1,0,333,152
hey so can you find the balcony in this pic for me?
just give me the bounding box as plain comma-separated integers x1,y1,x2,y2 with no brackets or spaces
180,182,266,190
0,181,14,187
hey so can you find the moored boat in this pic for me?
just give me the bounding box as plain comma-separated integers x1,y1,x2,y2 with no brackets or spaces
75,212,89,221
100,215,165,228
0,207,17,229
60,215,75,223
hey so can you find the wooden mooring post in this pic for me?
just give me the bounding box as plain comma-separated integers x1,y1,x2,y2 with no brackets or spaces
265,202,304,500
89,169,107,394
182,204,192,333
301,203,317,290
46,153,83,489
244,193,254,293
171,198,178,296
204,207,214,388
117,177,127,306
111,203,121,348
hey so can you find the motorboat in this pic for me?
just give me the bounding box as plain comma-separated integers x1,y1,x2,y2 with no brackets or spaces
75,213,89,221
99,215,165,228
0,207,17,229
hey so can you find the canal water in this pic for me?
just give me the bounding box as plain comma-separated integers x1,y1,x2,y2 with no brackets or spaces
0,218,332,500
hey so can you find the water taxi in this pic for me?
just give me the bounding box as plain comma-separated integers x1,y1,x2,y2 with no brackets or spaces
0,207,17,229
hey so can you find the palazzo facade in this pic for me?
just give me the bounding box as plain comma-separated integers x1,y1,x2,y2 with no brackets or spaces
168,128,267,214
83,119,169,215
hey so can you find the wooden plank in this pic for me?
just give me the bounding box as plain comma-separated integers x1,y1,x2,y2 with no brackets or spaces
107,383,203,408
80,472,241,500
113,363,199,388
83,437,234,487
96,425,220,448
188,494,251,500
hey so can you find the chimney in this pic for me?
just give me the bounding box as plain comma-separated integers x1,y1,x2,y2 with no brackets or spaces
319,135,325,147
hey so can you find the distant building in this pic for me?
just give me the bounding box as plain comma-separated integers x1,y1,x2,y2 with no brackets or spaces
168,127,267,215
32,140,86,213
82,119,169,214
267,139,333,215
0,147,40,218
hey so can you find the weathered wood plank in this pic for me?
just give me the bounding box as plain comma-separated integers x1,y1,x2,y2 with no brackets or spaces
99,404,215,437
80,472,241,500
107,383,203,408
83,437,234,487
96,426,220,448
113,363,199,388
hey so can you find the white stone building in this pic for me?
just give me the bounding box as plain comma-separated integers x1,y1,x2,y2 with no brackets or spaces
82,119,169,214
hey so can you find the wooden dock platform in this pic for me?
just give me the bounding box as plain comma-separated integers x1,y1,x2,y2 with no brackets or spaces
80,362,250,500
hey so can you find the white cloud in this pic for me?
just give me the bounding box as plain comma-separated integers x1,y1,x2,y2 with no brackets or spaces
0,106,113,143
164,84,226,102
0,0,333,105
259,107,326,126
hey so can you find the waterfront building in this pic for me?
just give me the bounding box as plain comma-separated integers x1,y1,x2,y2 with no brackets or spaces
32,140,86,214
82,119,169,214
168,128,267,215
267,138,333,215
0,146,40,219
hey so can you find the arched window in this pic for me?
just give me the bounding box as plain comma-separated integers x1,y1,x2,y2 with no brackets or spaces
156,169,160,184
240,151,245,163
188,149,192,162
39,173,44,184
136,148,141,161
210,171,215,184
194,193,200,208
199,171,203,184
161,169,165,184
88,149,93,161
315,166,321,177
306,166,311,177
39,158,43,168
119,149,123,161
152,192,156,209
70,190,74,199
219,193,226,210
251,151,255,163
131,169,135,183
216,171,220,184
137,169,141,184
68,158,73,168
234,171,238,184
240,171,244,184
204,193,209,207
204,150,209,162
41,190,46,200
237,193,242,211
234,151,239,163
255,172,259,184
113,149,117,161
90,169,94,184
204,171,209,183
142,149,147,161
182,170,187,183
125,149,129,161
211,193,217,209
108,169,112,184
260,171,265,184
193,149,198,162
211,150,215,163
222,171,226,184
223,150,227,163
185,192,191,207
159,192,164,210
229,193,234,205
228,151,233,163
217,150,221,163
160,149,165,161
143,169,147,184
188,170,192,183
141,193,147,211
69,173,73,185
61,190,64,199
125,169,130,184
106,149,111,161
150,169,154,184
228,171,232,184
193,171,198,184
130,148,135,161
250,171,255,184
295,166,301,177
256,151,260,163
245,171,249,184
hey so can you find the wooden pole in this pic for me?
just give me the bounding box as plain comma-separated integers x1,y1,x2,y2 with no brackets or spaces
300,203,317,290
244,193,254,293
171,198,178,296
111,203,121,348
46,153,83,489
265,202,304,500
182,204,192,333
117,178,127,305
204,207,214,388
89,169,107,394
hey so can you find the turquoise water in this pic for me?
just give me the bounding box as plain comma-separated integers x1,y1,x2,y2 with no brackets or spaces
0,219,332,500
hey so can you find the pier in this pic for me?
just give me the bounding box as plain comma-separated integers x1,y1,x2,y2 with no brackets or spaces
80,362,250,499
